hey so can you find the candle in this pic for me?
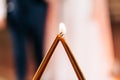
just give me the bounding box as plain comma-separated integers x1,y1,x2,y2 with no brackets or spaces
59,23,85,80
32,33,62,80
60,37,85,80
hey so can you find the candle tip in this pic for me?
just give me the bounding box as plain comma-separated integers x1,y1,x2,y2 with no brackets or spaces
59,22,66,35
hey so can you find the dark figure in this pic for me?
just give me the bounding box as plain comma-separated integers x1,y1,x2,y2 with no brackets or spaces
7,0,48,80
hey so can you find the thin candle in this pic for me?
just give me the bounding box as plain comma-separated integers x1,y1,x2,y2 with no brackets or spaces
59,23,85,80
32,34,62,80
60,37,85,80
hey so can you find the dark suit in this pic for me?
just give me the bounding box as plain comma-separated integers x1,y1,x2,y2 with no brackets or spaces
7,0,48,80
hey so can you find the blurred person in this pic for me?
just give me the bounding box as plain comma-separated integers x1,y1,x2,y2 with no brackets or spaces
7,0,48,80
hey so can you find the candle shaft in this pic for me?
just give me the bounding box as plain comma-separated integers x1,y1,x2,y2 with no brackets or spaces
32,34,62,80
60,37,85,80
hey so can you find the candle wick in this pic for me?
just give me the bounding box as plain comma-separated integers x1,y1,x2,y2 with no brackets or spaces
60,32,64,36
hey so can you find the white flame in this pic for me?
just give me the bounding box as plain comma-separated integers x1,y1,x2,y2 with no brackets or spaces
59,22,66,34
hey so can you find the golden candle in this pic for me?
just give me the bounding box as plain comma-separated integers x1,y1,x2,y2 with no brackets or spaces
32,34,62,80
59,22,85,80
60,37,85,80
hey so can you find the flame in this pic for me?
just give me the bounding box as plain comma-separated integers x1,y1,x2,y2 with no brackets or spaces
59,22,66,34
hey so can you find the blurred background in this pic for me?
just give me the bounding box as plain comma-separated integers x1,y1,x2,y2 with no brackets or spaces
0,0,120,80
